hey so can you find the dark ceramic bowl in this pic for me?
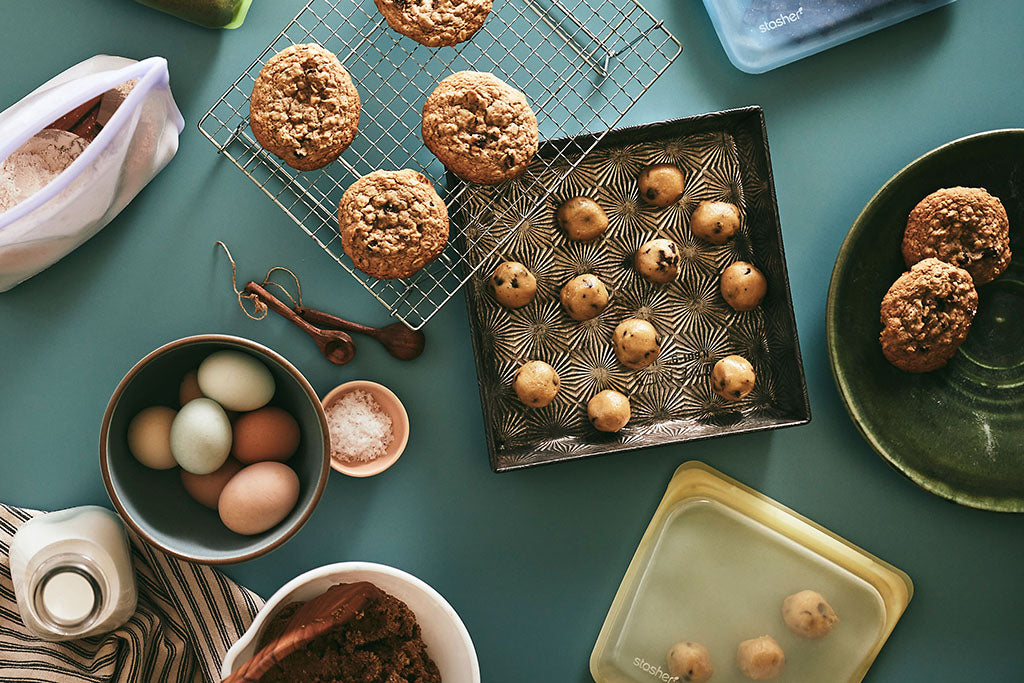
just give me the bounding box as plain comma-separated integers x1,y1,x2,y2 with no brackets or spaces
827,129,1024,512
100,335,331,563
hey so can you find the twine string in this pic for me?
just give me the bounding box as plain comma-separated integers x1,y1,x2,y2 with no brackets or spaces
215,241,304,321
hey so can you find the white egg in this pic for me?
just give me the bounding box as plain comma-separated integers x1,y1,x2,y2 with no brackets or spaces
126,406,177,470
197,350,275,412
170,398,232,474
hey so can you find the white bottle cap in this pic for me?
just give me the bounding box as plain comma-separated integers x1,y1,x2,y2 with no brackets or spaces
40,570,97,626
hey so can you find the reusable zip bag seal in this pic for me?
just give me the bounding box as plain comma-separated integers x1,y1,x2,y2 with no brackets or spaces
0,56,184,292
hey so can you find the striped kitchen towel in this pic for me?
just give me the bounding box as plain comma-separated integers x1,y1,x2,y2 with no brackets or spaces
0,504,264,683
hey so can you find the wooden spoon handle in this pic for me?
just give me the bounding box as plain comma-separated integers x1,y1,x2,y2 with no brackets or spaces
245,283,322,337
294,306,375,336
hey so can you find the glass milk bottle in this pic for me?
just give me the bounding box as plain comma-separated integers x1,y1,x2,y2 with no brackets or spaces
9,506,137,641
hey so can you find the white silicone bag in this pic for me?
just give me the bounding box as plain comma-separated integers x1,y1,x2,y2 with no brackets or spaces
0,56,183,292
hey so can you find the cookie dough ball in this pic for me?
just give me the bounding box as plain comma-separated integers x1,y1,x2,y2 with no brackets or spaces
491,261,537,309
736,636,785,680
782,589,839,639
667,641,714,683
712,355,755,401
514,361,560,408
612,319,660,370
720,261,767,311
903,186,1011,285
638,164,686,207
557,196,608,242
691,201,740,245
560,274,611,321
635,238,680,284
587,390,630,432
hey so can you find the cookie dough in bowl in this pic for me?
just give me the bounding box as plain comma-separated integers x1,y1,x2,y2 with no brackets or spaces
338,169,449,279
422,71,539,185
250,43,361,171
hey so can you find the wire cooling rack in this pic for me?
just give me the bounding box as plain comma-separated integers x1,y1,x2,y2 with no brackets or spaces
198,0,681,330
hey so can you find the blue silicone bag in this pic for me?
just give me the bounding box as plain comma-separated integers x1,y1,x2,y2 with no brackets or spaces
702,0,957,73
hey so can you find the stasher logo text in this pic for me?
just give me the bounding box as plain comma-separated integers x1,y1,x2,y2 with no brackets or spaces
759,6,804,32
634,657,679,682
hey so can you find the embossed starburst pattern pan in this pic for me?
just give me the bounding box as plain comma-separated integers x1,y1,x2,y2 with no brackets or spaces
458,107,810,471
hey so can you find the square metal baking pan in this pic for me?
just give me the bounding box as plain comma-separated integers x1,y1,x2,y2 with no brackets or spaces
455,106,810,471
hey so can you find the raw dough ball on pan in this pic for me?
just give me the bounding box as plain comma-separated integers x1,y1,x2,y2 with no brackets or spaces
638,163,685,207
720,261,767,311
712,355,755,401
612,318,660,370
587,390,630,432
782,589,839,638
557,196,608,241
691,200,740,244
560,273,611,321
491,261,537,309
736,635,785,680
514,360,560,408
635,238,680,284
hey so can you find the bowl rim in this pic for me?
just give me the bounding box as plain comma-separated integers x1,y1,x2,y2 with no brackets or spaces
220,561,481,682
825,128,1024,512
99,333,332,564
322,380,410,477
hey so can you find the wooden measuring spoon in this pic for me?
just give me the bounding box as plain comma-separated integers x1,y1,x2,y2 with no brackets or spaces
295,306,425,361
223,582,385,683
244,282,356,365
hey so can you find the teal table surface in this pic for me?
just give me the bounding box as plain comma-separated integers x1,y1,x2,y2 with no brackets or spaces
1,1,1021,681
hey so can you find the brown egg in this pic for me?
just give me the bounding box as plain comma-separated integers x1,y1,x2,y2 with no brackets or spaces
180,458,243,509
218,462,300,536
231,407,300,464
179,370,204,406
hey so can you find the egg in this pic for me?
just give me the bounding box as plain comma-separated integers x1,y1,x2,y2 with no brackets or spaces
170,398,232,474
197,351,275,412
126,406,177,470
232,407,300,464
218,462,299,535
179,369,204,406
180,458,243,509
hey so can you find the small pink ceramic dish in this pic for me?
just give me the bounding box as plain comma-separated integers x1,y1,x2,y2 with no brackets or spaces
322,380,409,477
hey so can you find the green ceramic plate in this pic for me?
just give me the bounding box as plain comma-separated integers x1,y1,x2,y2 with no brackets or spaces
827,129,1024,512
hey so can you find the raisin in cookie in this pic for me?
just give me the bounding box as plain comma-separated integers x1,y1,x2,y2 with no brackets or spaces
422,71,538,184
902,186,1011,285
250,44,360,171
879,258,978,373
338,169,449,279
374,0,492,47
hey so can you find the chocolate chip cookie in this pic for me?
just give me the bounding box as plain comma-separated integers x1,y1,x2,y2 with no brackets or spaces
338,169,449,279
879,258,978,373
374,0,492,47
250,43,360,171
422,71,538,185
902,186,1011,285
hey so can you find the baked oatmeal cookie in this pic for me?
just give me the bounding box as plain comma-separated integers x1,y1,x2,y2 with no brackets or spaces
422,71,538,184
338,169,449,279
374,0,492,47
902,186,1011,285
250,43,360,171
879,258,978,373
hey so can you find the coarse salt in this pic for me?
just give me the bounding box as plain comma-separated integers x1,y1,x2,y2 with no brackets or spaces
327,389,393,463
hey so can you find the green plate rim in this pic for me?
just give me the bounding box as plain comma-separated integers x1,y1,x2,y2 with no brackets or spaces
826,128,1024,513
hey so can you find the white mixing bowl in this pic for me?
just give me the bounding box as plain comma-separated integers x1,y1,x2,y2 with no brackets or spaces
221,562,480,682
